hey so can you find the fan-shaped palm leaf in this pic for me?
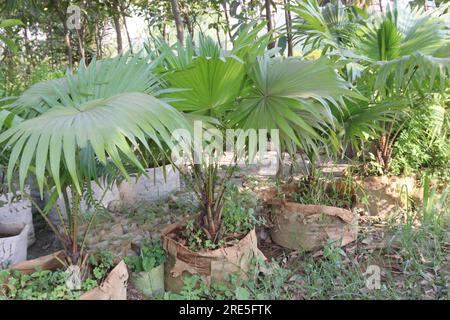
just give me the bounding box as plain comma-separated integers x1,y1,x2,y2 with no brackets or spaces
0,92,190,197
5,52,161,118
290,0,359,54
229,56,362,155
163,56,246,115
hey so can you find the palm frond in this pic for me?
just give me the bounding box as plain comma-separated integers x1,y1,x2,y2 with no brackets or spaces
162,56,246,115
229,56,362,155
0,92,190,197
5,52,161,118
290,0,359,54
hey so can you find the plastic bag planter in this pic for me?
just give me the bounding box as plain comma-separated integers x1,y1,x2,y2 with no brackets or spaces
10,251,129,300
0,224,29,268
130,264,164,297
355,175,417,216
161,220,266,293
262,183,359,251
0,194,35,246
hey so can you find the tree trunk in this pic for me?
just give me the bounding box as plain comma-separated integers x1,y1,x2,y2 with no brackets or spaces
120,1,133,53
185,15,194,40
265,0,275,49
222,1,233,43
284,0,293,56
63,25,73,68
113,0,123,55
52,0,73,69
94,24,100,58
48,23,56,67
23,27,32,74
76,29,85,62
376,134,393,174
162,24,167,41
170,0,184,44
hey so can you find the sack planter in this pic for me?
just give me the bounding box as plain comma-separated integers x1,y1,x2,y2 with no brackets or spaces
0,224,29,268
262,182,359,251
130,264,164,297
161,220,265,293
355,175,417,216
119,165,180,206
9,251,129,300
0,194,35,246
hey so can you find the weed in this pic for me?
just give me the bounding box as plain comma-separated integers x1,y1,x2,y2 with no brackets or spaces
124,242,166,273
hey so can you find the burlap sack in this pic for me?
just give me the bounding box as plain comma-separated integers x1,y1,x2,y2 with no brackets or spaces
161,220,266,293
270,202,358,251
10,251,128,300
261,183,358,251
355,175,417,216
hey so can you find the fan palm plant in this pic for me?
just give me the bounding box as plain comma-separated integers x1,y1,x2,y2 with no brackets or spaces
354,3,450,171
290,0,363,55
291,0,450,171
0,55,191,277
154,25,359,244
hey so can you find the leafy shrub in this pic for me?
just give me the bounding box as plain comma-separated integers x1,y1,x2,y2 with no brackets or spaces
124,243,165,272
0,250,116,300
163,257,290,300
389,108,449,179
221,184,264,235
29,60,65,85
182,183,265,251
88,250,115,282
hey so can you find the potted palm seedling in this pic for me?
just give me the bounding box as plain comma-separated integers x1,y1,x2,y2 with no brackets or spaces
149,24,359,292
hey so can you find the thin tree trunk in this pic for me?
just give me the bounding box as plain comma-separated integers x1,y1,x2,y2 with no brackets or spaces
265,0,275,49
94,24,100,58
113,0,123,54
23,27,32,74
63,28,73,68
96,23,104,59
52,0,73,69
185,16,194,40
222,1,233,43
122,16,132,52
284,0,293,56
215,15,222,47
162,23,167,41
76,29,85,62
170,0,184,44
120,1,133,53
48,23,56,67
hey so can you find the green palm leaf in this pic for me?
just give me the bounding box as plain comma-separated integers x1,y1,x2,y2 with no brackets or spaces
0,92,190,197
229,56,362,155
163,56,246,116
5,52,161,118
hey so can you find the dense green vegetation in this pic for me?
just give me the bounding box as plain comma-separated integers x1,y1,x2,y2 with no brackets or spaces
0,0,448,300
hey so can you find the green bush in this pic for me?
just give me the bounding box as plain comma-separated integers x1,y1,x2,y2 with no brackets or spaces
390,107,449,179
124,243,165,273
